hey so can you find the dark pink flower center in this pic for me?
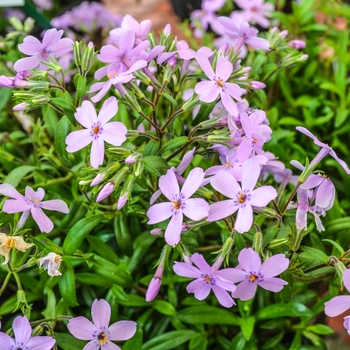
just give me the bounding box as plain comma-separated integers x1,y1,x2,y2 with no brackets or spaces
90,121,103,139
202,274,216,285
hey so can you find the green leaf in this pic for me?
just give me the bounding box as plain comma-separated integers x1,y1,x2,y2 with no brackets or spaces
159,136,188,155
229,333,246,350
335,108,349,128
63,215,102,255
143,155,168,176
0,87,11,111
143,139,160,156
239,316,255,341
75,272,112,287
279,271,294,304
141,330,195,350
191,100,217,126
162,92,178,110
326,217,350,234
322,239,345,255
124,328,143,350
153,300,176,316
306,324,333,335
55,115,71,165
319,82,343,97
114,216,133,257
4,166,37,187
86,235,120,264
256,302,313,321
55,333,87,350
75,74,87,101
176,306,240,325
299,246,329,264
58,266,78,307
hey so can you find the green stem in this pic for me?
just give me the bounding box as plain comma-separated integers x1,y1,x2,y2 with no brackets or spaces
32,173,74,189
281,182,301,215
139,112,161,132
0,272,12,296
161,109,184,133
13,271,22,290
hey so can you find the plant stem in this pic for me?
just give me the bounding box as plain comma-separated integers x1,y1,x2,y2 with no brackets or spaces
281,182,301,215
0,272,12,296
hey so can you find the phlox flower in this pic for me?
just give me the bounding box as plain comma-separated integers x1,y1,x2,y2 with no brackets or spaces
65,96,127,169
227,248,289,300
67,298,137,350
0,233,34,265
0,184,69,233
147,168,210,246
173,253,237,308
325,269,350,335
39,252,62,277
0,316,55,350
194,53,243,117
235,0,274,28
14,28,73,72
207,158,277,233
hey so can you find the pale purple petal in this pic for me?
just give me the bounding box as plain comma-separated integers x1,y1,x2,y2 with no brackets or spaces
103,342,121,350
3,199,30,213
50,38,73,57
324,295,350,317
344,269,350,293
147,202,173,224
98,96,119,125
108,321,137,341
181,168,205,199
216,268,247,283
212,285,235,308
75,100,98,128
250,186,277,207
225,82,243,101
18,35,41,55
90,83,112,103
173,261,202,278
0,332,15,349
176,148,195,175
40,200,69,213
238,248,261,273
164,211,183,245
232,280,257,300
182,198,209,221
66,129,92,152
194,81,219,103
241,158,260,191
258,277,288,292
215,56,232,81
207,200,238,221
31,206,54,233
236,139,253,162
316,179,335,209
191,253,212,274
220,90,238,117
159,170,179,201
344,316,350,335
25,186,44,201
13,56,41,71
83,341,101,350
67,317,97,340
235,204,253,233
42,28,63,48
187,279,211,300
150,189,161,205
13,316,31,345
214,278,237,293
90,137,105,168
101,122,127,146
25,336,56,350
210,171,241,198
301,174,324,190
259,254,289,278
329,149,350,174
91,299,110,330
296,206,307,231
96,183,114,202
119,29,135,55
18,210,30,229
196,53,215,79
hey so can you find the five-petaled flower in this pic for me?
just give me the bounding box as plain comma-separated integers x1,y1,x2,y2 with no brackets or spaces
0,233,34,265
0,184,69,233
0,316,56,350
65,96,127,168
173,253,237,308
67,298,137,350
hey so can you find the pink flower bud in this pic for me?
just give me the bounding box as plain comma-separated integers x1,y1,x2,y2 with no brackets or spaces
250,81,266,90
96,182,114,202
145,277,162,302
150,228,163,236
117,194,128,210
289,40,306,49
125,155,136,164
90,172,106,186
164,24,171,36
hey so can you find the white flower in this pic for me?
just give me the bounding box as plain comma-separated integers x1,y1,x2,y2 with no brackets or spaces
39,252,62,276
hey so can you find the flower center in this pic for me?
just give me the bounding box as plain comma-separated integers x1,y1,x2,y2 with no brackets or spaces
251,6,258,12
6,238,17,249
54,255,62,264
92,126,100,134
224,161,232,169
90,122,103,139
237,193,246,203
253,137,258,144
216,79,225,88
108,72,118,80
249,274,258,282
172,200,182,210
28,196,39,204
202,274,216,285
98,332,108,345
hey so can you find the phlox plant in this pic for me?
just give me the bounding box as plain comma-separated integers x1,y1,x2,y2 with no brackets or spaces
0,0,350,349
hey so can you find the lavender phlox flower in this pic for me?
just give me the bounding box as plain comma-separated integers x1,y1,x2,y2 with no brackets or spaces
207,158,277,233
0,316,56,350
89,60,147,103
296,126,350,174
217,17,270,53
235,0,274,28
173,253,237,308
68,298,136,349
194,53,243,117
0,73,31,89
65,97,127,169
39,252,62,277
289,39,306,49
147,168,209,246
235,111,272,162
14,28,73,72
226,248,289,300
0,184,69,233
325,269,350,335
119,14,152,43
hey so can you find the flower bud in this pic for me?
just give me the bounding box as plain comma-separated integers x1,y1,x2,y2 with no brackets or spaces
9,17,23,31
181,95,200,111
145,277,162,302
32,325,44,336
81,41,95,74
289,40,306,50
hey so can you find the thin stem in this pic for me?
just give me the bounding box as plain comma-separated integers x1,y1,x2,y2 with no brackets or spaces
0,272,12,296
47,73,62,87
32,173,74,189
48,103,65,115
165,141,191,162
161,109,184,133
196,245,222,252
13,271,22,290
139,112,161,132
262,66,282,83
138,132,159,141
281,182,301,215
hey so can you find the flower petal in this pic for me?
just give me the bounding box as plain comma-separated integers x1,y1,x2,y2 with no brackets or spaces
67,316,97,340
108,321,137,341
196,53,215,79
3,199,31,213
25,186,45,201
92,299,110,330
31,206,54,233
147,202,173,224
324,295,350,317
40,200,69,213
13,56,40,71
211,285,235,308
182,198,209,221
194,81,219,103
250,186,277,207
90,137,105,168
207,200,237,221
25,336,56,350
98,96,119,125
235,204,253,233
232,280,257,301
173,261,202,278
101,122,127,146
75,101,97,128
344,269,350,293
159,170,179,201
0,332,15,349
13,316,31,345
241,158,260,191
216,268,247,283
181,168,205,199
0,184,23,199
215,56,232,82
259,254,289,278
237,248,261,274
220,90,238,117
258,277,288,292
186,279,211,300
210,171,241,198
164,211,183,246
18,35,41,55
191,253,212,275
66,129,92,153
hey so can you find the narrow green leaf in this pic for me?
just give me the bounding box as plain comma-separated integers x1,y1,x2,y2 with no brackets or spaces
153,300,176,316
191,100,217,126
279,271,294,304
75,75,87,101
299,246,329,264
86,235,120,264
114,216,133,257
256,302,312,321
322,238,345,255
91,262,132,288
4,166,37,187
75,272,112,287
159,136,188,155
55,333,87,350
141,330,195,350
55,115,71,165
143,139,160,156
162,92,178,110
124,328,143,350
306,324,333,335
143,155,168,176
63,215,102,255
239,316,255,341
58,266,78,307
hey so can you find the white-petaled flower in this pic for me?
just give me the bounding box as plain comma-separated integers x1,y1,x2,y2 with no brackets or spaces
39,252,63,276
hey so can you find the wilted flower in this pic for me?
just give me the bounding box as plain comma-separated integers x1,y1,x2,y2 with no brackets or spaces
39,252,63,276
67,298,137,349
0,316,55,350
0,233,34,265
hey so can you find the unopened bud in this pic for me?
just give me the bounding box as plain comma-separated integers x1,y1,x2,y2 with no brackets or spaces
9,17,23,31
182,95,200,111
32,325,44,336
81,41,95,74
